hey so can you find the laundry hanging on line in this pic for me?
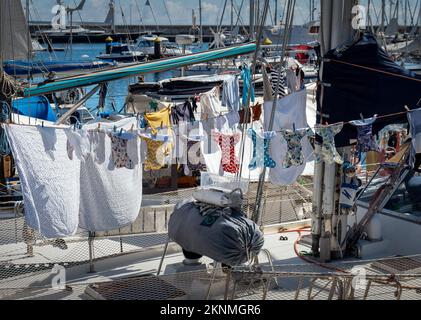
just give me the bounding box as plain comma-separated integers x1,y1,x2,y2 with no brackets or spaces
5,118,144,238
264,89,314,186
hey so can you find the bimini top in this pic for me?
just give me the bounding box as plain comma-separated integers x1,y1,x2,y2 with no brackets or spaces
317,32,421,147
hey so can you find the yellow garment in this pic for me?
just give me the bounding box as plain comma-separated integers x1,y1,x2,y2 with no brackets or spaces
144,107,172,135
142,137,173,171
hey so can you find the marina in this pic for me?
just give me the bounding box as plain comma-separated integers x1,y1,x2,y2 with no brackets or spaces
0,0,421,303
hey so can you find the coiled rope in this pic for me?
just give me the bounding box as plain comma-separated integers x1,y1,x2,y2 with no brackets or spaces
0,101,11,156
0,68,21,99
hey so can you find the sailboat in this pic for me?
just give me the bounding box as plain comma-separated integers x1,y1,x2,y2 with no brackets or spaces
1,0,421,302
1,1,112,78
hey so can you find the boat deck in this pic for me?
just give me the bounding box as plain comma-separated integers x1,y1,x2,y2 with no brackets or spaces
1,229,421,301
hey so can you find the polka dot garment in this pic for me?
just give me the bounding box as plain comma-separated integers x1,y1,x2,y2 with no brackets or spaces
247,128,277,170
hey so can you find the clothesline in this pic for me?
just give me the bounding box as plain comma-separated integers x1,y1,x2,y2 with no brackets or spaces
327,59,421,84
1,106,415,138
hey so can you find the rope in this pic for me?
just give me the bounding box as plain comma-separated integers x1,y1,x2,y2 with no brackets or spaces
327,58,421,84
0,68,22,99
0,102,11,156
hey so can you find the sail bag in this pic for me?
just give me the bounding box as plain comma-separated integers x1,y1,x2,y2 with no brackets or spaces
169,201,264,266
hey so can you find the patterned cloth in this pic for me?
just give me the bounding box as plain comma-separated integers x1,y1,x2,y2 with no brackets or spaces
186,140,206,173
109,133,137,170
280,128,313,168
213,132,241,174
141,136,171,171
247,128,277,170
315,123,344,165
349,115,380,159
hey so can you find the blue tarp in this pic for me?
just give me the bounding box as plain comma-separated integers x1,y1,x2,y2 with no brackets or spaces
12,96,57,122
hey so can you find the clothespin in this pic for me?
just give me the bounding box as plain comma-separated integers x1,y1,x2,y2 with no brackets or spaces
41,121,44,128
119,128,123,136
160,121,163,129
130,124,135,132
293,123,296,132
404,105,411,112
97,123,101,131
113,125,117,133
360,113,365,120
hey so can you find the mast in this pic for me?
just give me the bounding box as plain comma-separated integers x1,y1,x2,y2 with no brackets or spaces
26,0,31,63
275,0,278,24
250,0,255,39
199,0,203,43
381,0,386,33
231,0,234,32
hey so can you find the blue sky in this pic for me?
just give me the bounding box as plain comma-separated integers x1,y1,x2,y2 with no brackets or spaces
25,0,419,26
26,0,319,25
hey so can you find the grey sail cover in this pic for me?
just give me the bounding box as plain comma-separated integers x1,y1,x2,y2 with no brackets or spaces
0,0,32,61
169,201,264,266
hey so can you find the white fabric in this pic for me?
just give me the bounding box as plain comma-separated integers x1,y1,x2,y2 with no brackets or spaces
77,133,142,232
264,90,314,185
221,75,241,112
5,125,80,238
5,118,144,238
200,87,222,133
79,118,143,232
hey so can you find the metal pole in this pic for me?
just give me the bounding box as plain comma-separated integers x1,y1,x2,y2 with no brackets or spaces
231,0,234,32
274,0,278,24
88,231,96,273
70,12,73,61
250,0,255,39
199,0,203,43
252,0,294,224
381,0,386,33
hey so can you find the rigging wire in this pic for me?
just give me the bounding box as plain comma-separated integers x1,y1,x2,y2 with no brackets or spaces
162,0,173,27
134,0,146,33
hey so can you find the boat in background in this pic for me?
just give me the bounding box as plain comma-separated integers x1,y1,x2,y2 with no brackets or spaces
136,34,192,57
97,42,147,63
3,59,112,78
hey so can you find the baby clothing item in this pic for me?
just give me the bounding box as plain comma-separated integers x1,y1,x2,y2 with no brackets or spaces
141,136,171,171
109,132,138,170
144,107,172,135
222,75,240,112
247,128,277,170
213,132,241,174
315,123,344,165
171,100,197,125
185,139,207,174
350,115,380,159
280,128,313,168
200,87,222,133
264,90,314,185
269,66,289,98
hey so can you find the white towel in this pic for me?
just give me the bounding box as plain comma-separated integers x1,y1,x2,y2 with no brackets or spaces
79,118,143,232
5,124,81,238
264,90,314,185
